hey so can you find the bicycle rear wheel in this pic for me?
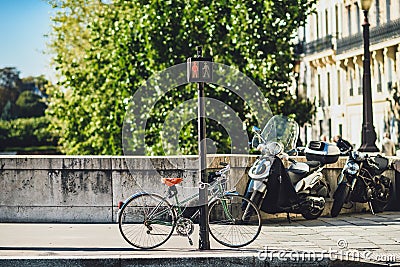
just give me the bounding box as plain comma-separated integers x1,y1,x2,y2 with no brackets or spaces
118,193,175,249
208,194,262,248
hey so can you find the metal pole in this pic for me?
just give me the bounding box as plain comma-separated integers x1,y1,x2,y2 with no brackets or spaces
359,10,379,152
197,46,210,250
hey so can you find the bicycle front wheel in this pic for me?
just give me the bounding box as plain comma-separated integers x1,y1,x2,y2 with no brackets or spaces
118,193,175,249
208,194,262,248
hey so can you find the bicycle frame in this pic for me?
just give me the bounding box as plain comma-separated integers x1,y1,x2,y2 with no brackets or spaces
117,164,235,224
117,163,263,249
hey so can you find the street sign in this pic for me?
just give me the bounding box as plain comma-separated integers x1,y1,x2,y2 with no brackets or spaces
187,47,212,250
187,57,213,83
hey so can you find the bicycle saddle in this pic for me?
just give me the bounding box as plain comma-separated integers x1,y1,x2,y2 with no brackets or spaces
161,177,183,187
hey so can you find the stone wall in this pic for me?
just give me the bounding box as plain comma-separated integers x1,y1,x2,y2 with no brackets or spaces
0,155,397,222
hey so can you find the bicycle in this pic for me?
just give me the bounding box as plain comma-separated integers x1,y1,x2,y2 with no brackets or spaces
117,163,262,249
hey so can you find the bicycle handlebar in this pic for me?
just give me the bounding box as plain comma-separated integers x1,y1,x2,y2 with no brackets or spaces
367,157,380,170
216,163,230,175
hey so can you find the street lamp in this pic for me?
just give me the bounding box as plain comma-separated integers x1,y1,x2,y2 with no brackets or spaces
358,0,379,152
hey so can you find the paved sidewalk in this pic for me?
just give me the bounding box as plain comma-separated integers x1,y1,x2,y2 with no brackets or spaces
0,212,400,266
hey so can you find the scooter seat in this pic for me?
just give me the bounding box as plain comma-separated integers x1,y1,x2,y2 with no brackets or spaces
304,161,321,172
161,178,183,187
288,171,305,185
287,161,321,185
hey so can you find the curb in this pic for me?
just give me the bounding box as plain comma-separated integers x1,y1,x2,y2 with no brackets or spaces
0,255,389,267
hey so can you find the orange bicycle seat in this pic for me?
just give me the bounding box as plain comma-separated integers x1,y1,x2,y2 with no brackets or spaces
161,177,183,187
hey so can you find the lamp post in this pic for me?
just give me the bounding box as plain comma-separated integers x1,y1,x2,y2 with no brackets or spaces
358,0,379,152
293,60,301,98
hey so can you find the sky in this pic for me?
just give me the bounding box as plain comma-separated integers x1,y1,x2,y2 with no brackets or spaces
0,0,55,81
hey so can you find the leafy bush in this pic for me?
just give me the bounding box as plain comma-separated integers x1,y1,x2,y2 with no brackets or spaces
0,117,57,150
15,90,47,118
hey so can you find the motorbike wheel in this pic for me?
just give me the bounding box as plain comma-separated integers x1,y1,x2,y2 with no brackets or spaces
371,180,393,212
371,199,389,213
302,208,324,220
331,182,350,218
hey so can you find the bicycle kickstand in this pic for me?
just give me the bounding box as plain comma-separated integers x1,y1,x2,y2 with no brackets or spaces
187,235,193,246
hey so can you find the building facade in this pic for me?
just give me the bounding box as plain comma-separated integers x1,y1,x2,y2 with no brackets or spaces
299,0,400,148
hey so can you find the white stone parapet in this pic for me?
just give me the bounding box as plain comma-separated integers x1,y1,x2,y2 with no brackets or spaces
0,155,397,222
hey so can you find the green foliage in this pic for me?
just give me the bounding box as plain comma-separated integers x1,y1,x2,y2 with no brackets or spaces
0,67,22,115
16,91,47,118
0,68,50,120
22,75,49,95
47,0,316,155
0,67,56,152
1,101,16,120
0,117,57,150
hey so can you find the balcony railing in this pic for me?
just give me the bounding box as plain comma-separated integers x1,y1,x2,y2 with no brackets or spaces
337,18,400,55
336,33,362,55
304,35,334,54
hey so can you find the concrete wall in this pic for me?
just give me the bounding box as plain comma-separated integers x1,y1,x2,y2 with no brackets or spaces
0,155,397,222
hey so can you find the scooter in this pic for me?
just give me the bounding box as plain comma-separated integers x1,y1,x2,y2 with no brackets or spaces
244,115,340,220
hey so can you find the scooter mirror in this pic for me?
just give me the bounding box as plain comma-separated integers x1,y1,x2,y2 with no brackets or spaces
252,126,261,133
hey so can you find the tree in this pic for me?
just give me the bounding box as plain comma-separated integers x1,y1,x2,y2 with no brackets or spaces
22,75,49,96
0,67,22,115
47,0,316,155
1,101,15,120
16,90,47,118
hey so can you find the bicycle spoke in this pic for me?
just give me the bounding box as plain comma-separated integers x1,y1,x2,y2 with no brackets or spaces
118,193,175,249
208,195,261,247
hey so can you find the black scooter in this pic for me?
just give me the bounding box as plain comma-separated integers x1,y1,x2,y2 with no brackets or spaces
331,147,392,217
244,115,340,220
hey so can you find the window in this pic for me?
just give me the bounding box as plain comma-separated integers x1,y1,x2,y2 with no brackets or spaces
316,13,320,39
325,9,329,36
388,58,393,91
356,3,361,33
339,124,343,137
337,70,341,105
335,5,339,37
377,62,382,92
318,74,323,106
349,68,354,96
376,0,381,26
386,0,391,22
347,5,352,36
327,72,331,106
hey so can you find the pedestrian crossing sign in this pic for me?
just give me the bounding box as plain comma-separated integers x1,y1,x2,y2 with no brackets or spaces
187,57,213,83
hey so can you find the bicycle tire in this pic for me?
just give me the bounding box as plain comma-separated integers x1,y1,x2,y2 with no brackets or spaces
208,194,262,248
118,192,175,249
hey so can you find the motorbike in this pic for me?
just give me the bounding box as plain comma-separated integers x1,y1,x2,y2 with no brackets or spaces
244,115,340,220
330,147,392,217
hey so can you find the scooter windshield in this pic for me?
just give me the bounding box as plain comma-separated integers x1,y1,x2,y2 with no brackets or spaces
261,115,299,153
